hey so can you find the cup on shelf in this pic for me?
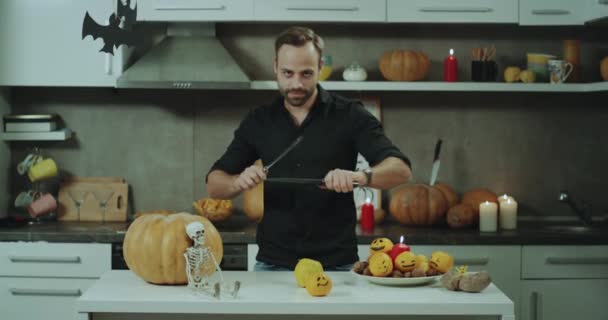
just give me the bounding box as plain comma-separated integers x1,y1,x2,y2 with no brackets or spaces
27,158,58,182
27,192,57,218
547,59,574,84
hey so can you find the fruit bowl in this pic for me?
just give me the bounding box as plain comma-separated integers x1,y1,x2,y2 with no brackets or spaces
351,271,442,286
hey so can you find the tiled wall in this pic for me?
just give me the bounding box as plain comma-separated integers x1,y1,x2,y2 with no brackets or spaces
5,23,608,220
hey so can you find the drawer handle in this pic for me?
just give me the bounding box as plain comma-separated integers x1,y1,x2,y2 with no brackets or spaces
546,257,608,265
155,5,226,11
9,256,81,264
531,9,570,15
10,288,82,297
530,291,542,320
419,7,493,13
454,258,489,265
286,6,359,12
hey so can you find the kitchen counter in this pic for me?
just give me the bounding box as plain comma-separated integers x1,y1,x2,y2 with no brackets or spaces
76,270,514,320
1,214,607,245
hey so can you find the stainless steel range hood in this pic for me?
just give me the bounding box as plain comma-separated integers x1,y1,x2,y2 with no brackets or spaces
117,24,250,89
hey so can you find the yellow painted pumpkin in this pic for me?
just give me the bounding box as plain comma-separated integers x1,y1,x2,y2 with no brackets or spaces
394,251,417,272
192,198,233,222
389,184,447,226
416,255,430,273
123,212,223,285
305,272,333,296
369,237,394,255
461,188,498,216
379,50,430,81
368,252,394,277
242,159,264,222
429,251,454,273
294,258,324,288
601,56,608,81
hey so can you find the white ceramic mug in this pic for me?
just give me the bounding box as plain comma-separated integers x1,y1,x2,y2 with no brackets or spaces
548,59,573,84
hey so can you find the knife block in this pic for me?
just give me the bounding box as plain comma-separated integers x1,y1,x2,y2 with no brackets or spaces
57,177,129,222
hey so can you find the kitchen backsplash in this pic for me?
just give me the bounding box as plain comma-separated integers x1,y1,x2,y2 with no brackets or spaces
3,23,608,220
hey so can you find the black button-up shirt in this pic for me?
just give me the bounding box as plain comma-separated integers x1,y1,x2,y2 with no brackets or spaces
209,86,410,268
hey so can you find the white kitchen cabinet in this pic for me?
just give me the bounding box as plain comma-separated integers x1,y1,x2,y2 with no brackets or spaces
254,0,386,22
138,0,254,22
520,245,608,320
0,242,111,320
519,0,585,25
387,0,518,23
586,0,608,23
0,0,125,87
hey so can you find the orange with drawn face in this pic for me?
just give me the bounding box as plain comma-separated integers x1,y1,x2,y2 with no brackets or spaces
369,237,394,256
368,252,394,277
305,272,333,297
429,251,454,273
394,251,417,272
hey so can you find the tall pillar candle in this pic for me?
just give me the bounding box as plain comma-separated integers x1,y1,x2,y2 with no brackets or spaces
479,201,498,232
499,198,518,230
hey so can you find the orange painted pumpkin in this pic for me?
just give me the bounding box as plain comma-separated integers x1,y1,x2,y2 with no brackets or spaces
434,183,459,209
601,56,608,81
379,50,430,81
242,160,264,222
389,184,447,225
123,212,223,285
461,188,498,215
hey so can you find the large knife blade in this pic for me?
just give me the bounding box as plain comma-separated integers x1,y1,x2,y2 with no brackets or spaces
263,136,303,173
266,177,360,187
429,139,442,186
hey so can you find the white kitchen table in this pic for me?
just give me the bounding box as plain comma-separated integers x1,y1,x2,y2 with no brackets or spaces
76,270,515,320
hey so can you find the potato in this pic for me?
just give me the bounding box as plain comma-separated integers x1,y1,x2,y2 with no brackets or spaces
440,272,462,291
459,271,491,293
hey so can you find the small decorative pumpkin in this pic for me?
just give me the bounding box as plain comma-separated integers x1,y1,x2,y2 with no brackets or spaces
429,251,454,273
394,251,417,272
461,188,498,215
123,212,223,285
447,203,476,228
368,252,394,277
389,184,447,226
342,62,368,81
192,198,233,222
305,272,333,297
519,69,536,83
379,50,430,81
504,66,521,83
601,56,608,81
433,183,459,209
294,258,324,288
242,159,264,222
369,237,394,255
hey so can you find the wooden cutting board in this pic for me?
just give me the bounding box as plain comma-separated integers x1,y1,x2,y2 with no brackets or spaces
57,177,129,222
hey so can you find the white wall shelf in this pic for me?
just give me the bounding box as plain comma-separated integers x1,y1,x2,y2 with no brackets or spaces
250,80,608,92
1,128,73,141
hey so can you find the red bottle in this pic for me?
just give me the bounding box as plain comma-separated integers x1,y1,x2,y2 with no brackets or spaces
360,198,375,232
444,48,458,82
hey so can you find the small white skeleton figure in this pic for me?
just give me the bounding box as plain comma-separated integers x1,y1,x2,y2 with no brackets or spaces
184,221,241,299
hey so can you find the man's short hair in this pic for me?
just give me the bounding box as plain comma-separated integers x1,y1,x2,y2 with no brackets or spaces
275,26,324,63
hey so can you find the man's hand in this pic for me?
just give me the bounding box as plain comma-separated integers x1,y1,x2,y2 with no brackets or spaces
233,165,266,192
323,169,365,193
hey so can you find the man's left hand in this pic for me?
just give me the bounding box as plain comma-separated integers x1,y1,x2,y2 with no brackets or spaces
323,169,365,193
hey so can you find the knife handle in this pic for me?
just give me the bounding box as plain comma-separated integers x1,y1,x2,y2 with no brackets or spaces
433,139,443,161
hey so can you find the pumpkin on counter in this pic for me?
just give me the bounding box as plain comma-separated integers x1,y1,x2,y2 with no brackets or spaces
461,188,498,215
389,184,447,225
379,50,430,81
446,203,476,228
242,159,264,222
433,183,459,209
123,212,223,285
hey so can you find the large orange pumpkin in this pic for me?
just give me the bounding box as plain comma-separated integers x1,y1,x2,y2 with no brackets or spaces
461,188,498,215
433,183,459,209
243,160,264,222
389,184,447,225
380,50,430,81
601,56,608,81
123,212,223,285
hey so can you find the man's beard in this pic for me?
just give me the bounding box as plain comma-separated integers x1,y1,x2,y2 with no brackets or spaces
280,87,313,107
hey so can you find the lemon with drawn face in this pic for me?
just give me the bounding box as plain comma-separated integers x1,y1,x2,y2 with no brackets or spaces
415,254,429,273
369,237,394,256
305,272,333,297
429,251,454,273
368,252,394,277
394,251,417,272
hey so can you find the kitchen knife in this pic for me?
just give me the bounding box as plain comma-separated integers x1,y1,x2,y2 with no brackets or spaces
429,139,442,186
266,177,360,187
263,136,303,173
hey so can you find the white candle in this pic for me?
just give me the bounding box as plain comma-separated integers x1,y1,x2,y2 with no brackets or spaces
479,201,498,232
498,194,515,203
499,198,518,230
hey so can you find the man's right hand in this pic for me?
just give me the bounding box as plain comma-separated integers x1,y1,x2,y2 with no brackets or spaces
233,164,267,192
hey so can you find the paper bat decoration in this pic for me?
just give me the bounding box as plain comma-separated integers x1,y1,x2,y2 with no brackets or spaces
117,0,137,29
82,0,139,55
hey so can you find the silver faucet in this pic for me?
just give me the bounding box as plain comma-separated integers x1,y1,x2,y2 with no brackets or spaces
558,191,593,225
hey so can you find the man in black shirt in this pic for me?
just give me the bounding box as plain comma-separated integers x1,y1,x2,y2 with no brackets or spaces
207,26,412,271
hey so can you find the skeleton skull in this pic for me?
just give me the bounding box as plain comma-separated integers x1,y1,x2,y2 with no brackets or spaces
186,221,206,245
